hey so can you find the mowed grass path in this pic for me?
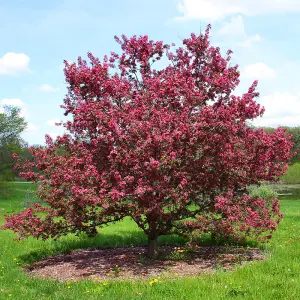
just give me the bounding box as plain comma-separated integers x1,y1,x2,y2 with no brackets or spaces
0,183,300,299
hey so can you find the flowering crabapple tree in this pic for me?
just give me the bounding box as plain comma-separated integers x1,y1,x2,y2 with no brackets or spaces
3,25,293,258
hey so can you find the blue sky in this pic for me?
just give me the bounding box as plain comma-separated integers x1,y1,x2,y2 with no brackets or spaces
1,0,300,145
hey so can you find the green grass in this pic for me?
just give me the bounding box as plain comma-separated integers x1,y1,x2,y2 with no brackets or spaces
0,183,300,299
281,163,300,184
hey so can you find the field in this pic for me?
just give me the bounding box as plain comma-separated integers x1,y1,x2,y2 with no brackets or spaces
0,183,300,299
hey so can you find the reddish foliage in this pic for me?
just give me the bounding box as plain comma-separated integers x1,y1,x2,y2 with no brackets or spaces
2,25,293,256
182,191,282,243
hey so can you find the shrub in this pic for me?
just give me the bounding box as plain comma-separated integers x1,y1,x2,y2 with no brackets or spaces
249,185,278,200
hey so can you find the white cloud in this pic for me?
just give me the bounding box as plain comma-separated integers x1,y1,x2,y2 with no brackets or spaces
176,0,239,21
18,107,29,118
0,98,24,107
25,123,39,134
252,92,300,127
217,15,261,48
46,119,60,126
0,98,29,118
0,52,30,75
39,84,60,93
237,34,262,48
217,15,245,36
241,63,276,80
48,132,59,140
39,83,59,93
176,0,300,21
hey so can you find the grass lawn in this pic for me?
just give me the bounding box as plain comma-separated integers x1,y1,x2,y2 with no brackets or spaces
0,183,300,299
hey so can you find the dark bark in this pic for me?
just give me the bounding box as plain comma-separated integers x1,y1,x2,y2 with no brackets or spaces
147,236,158,259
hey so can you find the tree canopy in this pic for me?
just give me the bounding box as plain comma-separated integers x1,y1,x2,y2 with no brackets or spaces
3,26,293,258
0,106,27,181
0,106,26,146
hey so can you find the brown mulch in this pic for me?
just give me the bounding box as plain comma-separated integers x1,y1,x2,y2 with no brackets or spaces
25,245,265,282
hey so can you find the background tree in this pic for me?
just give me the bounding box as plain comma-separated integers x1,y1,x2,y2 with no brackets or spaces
3,26,293,258
0,106,27,195
0,106,26,144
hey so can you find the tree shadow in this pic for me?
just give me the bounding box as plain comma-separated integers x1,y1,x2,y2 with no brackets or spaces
18,231,187,265
23,244,265,282
18,230,261,274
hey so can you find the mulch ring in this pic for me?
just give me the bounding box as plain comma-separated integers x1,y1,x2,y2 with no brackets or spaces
25,245,265,282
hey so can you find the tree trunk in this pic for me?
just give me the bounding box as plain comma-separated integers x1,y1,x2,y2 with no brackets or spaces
147,237,158,259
